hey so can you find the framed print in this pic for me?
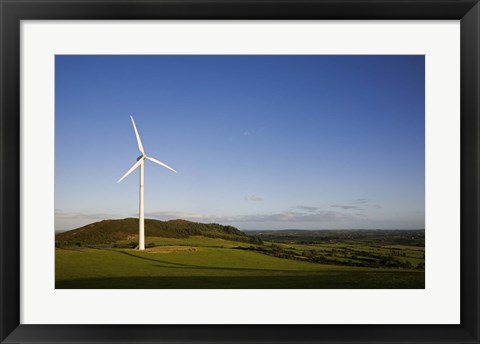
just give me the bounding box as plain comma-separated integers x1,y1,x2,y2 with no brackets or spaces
1,0,479,343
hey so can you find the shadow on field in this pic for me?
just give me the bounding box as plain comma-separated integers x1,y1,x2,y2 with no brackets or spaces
56,271,425,289
57,247,86,252
116,250,324,274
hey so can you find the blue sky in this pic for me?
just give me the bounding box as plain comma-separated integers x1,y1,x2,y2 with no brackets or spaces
55,55,424,231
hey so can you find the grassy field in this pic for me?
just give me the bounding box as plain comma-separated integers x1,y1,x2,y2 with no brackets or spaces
55,235,424,289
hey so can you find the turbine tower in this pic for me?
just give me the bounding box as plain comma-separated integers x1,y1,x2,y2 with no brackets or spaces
117,116,177,250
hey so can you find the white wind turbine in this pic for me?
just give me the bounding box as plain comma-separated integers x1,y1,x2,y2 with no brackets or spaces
117,116,177,250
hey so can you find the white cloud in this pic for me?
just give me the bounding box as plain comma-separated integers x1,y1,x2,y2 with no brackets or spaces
331,204,362,210
351,198,369,204
244,195,263,202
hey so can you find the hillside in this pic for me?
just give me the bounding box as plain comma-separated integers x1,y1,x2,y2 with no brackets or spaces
55,218,257,246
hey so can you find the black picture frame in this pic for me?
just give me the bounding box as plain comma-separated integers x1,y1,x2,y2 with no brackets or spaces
1,1,479,343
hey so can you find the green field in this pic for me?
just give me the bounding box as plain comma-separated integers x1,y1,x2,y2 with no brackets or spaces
55,235,424,289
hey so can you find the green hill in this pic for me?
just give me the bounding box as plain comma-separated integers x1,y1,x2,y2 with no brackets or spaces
55,218,257,247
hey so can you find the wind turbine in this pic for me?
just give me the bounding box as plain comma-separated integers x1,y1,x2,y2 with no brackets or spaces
117,116,177,250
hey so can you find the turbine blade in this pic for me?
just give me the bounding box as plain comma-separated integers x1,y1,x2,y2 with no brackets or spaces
146,156,177,173
130,116,145,155
117,158,143,183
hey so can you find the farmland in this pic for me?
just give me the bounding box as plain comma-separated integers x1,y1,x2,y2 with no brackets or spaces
55,221,424,289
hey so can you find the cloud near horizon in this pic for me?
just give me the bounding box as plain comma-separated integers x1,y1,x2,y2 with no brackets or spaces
55,203,421,232
55,210,118,220
352,198,370,204
330,204,362,210
244,195,263,202
329,198,377,211
145,206,361,224
56,203,365,227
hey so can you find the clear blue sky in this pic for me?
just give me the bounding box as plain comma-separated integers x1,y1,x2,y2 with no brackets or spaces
55,55,424,231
